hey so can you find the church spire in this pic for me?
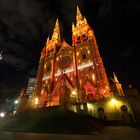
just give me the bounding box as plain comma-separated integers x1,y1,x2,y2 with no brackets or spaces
113,72,125,96
76,6,83,26
51,18,60,40
113,72,119,83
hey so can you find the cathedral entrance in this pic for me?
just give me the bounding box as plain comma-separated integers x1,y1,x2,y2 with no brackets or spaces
59,84,71,110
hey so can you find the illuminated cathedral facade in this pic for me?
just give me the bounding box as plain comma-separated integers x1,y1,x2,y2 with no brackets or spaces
31,7,135,121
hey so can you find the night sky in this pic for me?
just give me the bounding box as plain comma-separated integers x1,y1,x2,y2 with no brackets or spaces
0,0,140,110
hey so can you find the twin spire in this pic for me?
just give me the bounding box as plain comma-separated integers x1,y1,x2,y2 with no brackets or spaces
46,18,60,46
47,6,87,43
76,6,83,24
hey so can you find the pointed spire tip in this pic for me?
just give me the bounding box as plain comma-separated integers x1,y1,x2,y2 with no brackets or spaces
51,18,60,40
76,5,84,26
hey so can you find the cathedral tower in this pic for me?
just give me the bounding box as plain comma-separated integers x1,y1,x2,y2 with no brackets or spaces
72,6,111,100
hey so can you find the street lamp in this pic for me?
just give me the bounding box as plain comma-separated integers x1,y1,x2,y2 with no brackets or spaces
14,100,19,104
0,112,5,118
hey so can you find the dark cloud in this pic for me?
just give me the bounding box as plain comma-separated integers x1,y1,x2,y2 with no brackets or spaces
97,0,140,20
120,42,135,57
4,54,29,70
0,83,16,101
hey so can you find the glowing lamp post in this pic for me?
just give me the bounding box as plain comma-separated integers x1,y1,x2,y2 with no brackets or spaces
14,100,19,104
0,112,5,118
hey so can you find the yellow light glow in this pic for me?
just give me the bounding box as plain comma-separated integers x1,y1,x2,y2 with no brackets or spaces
76,52,79,56
92,74,95,81
87,50,90,54
34,97,39,105
87,103,95,110
111,98,116,104
44,64,46,69
71,89,77,95
56,57,59,61
78,60,81,63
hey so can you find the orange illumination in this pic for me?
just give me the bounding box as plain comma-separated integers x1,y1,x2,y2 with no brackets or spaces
79,79,82,85
41,90,44,95
71,89,77,95
92,74,95,81
34,97,39,105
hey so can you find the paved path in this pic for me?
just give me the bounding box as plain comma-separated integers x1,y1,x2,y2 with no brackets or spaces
0,126,140,140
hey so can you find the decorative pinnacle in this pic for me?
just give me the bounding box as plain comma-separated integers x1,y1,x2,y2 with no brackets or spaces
76,6,83,25
113,72,119,83
46,36,50,43
52,18,60,40
84,16,87,23
72,22,75,30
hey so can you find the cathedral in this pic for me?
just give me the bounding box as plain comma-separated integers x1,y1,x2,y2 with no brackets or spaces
33,6,112,107
29,6,138,122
